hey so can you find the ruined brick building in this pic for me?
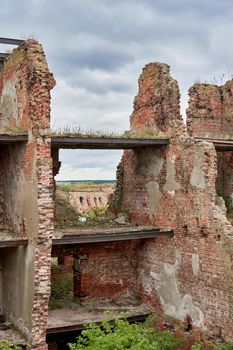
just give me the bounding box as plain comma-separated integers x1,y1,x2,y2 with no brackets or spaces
0,38,233,349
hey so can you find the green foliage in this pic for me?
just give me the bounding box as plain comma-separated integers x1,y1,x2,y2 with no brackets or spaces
224,196,233,214
217,189,233,213
51,257,58,267
68,316,183,350
191,344,202,350
0,341,22,350
49,274,73,309
122,129,167,139
214,343,233,350
57,182,96,191
85,208,107,222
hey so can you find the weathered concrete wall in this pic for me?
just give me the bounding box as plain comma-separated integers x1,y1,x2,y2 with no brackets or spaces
187,80,233,138
124,142,233,337
121,147,166,225
0,148,8,228
3,144,38,236
131,141,233,334
2,247,34,338
0,40,55,349
118,63,233,340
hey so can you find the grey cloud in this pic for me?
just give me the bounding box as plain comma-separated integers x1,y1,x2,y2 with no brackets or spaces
58,149,123,179
157,0,231,15
58,48,133,72
2,0,233,177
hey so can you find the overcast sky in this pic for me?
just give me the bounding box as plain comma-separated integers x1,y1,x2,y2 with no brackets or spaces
1,0,233,180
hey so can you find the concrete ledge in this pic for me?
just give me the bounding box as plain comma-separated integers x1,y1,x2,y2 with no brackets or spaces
52,228,173,245
195,137,233,151
51,136,170,149
0,134,28,144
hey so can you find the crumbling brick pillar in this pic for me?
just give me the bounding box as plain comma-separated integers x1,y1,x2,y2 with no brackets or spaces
187,80,233,138
0,40,55,349
130,62,184,137
112,62,185,217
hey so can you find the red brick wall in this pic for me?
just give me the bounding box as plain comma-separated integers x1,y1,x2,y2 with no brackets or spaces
124,141,233,339
187,81,233,138
122,147,167,225
73,241,141,301
2,46,233,347
0,40,55,349
52,241,142,302
130,62,184,137
50,252,74,278
120,63,233,340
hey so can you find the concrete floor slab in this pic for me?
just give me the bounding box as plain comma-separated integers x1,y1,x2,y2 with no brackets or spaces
48,298,151,330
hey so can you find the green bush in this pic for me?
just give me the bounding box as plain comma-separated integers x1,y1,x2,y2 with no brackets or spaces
69,316,183,350
51,275,73,299
49,274,73,309
215,343,233,350
0,341,22,350
191,344,202,350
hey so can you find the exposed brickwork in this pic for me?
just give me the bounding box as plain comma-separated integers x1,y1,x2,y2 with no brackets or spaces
2,42,233,348
74,241,141,301
120,63,233,340
130,63,184,137
187,80,233,138
52,241,141,302
0,40,55,349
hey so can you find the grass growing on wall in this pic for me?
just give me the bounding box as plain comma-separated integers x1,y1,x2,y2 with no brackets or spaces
52,125,168,139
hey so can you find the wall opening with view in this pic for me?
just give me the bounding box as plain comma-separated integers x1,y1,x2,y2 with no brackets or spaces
53,149,123,229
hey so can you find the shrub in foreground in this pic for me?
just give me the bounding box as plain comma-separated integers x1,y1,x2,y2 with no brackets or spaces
0,341,22,350
69,316,183,350
215,343,233,350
